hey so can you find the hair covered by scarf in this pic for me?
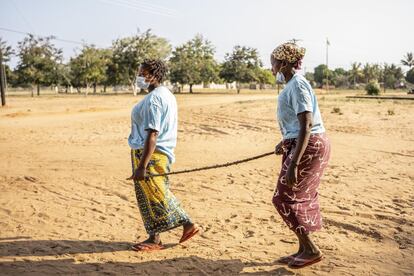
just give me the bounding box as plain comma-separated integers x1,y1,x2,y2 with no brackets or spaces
272,42,306,69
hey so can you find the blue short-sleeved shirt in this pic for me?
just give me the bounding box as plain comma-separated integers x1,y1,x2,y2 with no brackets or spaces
128,86,178,163
277,74,325,140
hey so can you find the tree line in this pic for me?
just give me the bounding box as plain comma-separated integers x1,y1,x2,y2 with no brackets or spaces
308,58,414,91
0,31,413,95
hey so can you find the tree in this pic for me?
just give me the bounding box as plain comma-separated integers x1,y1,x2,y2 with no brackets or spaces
4,65,18,87
0,38,15,89
313,64,331,87
111,29,171,95
55,63,72,92
401,52,413,69
169,35,219,93
0,38,14,63
362,63,381,84
401,53,414,85
383,63,404,89
14,34,62,96
256,68,274,88
405,68,414,84
331,68,349,88
304,72,314,82
219,45,262,93
348,62,363,88
69,45,111,95
303,72,316,87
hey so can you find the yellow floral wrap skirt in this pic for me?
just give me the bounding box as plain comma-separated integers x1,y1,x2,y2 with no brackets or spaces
131,149,191,235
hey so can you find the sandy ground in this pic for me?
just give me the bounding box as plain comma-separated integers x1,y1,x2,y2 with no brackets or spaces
0,91,413,275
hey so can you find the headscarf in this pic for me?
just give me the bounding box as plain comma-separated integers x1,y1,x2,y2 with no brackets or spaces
271,42,306,69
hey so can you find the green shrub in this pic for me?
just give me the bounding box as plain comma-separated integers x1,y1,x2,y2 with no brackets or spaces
331,107,343,115
365,81,380,95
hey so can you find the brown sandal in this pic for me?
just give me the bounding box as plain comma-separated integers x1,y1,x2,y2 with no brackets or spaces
288,255,323,268
179,225,200,243
131,242,165,252
277,254,297,264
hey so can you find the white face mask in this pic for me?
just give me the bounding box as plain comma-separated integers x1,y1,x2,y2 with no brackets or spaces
136,76,150,89
275,62,287,83
276,72,285,83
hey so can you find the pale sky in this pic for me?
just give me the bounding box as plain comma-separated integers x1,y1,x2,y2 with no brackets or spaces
1,0,413,72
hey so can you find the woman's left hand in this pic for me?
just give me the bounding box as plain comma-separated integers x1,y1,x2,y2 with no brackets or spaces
127,167,147,181
286,164,298,187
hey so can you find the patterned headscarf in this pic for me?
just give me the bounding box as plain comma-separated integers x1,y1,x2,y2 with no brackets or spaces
271,42,306,64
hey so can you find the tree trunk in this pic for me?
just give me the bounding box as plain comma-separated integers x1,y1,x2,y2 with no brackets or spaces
93,83,97,94
85,84,89,96
31,84,34,97
190,84,193,93
174,85,181,93
236,82,240,94
103,85,107,93
37,84,40,96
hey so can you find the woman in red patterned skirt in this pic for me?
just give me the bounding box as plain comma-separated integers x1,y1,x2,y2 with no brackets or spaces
270,42,331,268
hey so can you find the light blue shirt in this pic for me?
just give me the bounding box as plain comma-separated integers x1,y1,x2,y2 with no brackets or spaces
128,86,178,163
277,74,325,140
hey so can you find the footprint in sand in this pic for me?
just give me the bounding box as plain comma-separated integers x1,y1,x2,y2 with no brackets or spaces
37,212,50,219
23,176,38,183
244,230,255,238
231,225,239,230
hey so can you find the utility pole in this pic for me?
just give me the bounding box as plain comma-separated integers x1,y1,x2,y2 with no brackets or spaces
289,38,302,45
325,38,330,92
383,63,386,93
0,48,6,106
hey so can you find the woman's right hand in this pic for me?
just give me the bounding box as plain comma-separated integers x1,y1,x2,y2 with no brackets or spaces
275,141,284,155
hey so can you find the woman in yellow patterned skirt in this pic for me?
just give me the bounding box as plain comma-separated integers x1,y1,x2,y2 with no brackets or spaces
127,59,199,251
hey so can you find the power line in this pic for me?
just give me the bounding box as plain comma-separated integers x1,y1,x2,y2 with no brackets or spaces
97,0,177,18
9,0,36,34
120,0,177,15
0,27,102,47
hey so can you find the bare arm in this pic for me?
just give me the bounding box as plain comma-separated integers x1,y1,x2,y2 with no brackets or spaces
127,130,158,181
286,111,313,187
291,111,313,165
138,130,158,170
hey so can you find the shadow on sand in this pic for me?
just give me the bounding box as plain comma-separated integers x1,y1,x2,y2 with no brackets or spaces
0,238,296,275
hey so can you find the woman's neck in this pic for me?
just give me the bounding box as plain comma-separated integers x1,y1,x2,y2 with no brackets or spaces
148,83,160,92
284,70,295,82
